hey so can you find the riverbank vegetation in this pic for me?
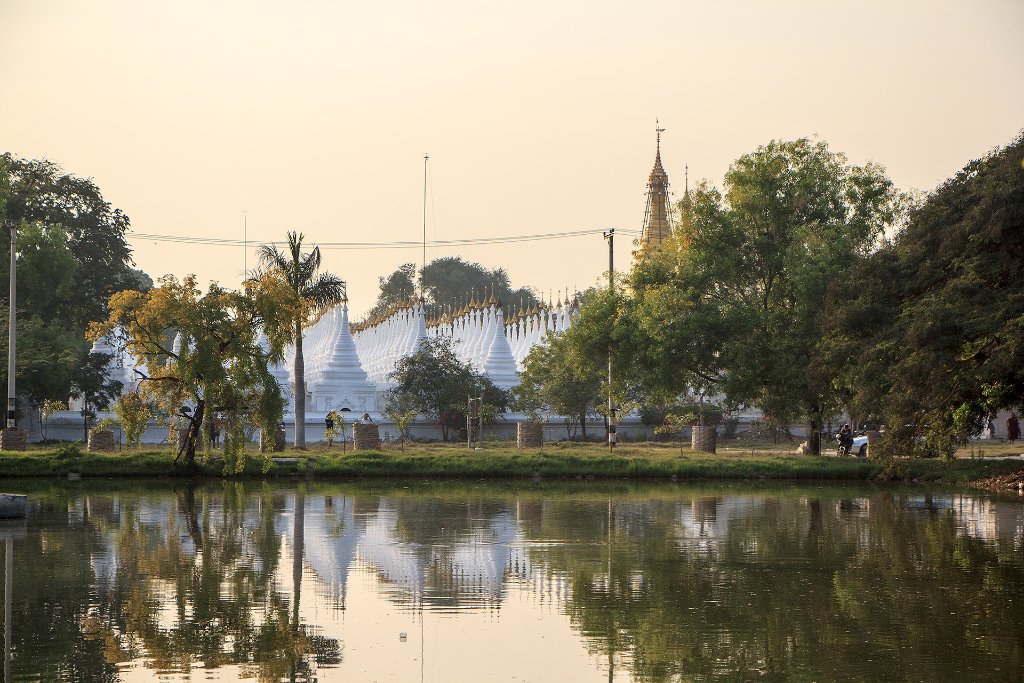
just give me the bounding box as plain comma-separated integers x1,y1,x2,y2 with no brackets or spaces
1,441,1022,484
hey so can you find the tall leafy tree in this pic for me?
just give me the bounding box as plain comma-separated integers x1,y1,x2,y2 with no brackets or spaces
514,325,603,439
385,336,508,441
0,153,150,416
366,257,541,320
573,139,903,453
91,274,298,470
825,132,1024,456
0,153,145,329
69,351,123,439
257,232,346,449
364,262,417,319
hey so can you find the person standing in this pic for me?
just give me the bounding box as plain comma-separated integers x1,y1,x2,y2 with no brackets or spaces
1008,413,1021,445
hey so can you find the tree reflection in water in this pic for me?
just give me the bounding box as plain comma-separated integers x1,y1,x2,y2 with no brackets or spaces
4,482,1023,681
13,482,339,680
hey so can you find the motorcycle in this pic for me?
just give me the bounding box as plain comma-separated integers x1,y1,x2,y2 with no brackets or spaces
835,432,854,457
835,431,869,457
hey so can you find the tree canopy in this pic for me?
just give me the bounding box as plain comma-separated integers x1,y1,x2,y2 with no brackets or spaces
565,138,904,452
385,336,508,441
0,153,149,328
366,257,541,320
256,231,346,449
513,331,603,439
0,153,150,413
90,274,299,470
824,132,1024,456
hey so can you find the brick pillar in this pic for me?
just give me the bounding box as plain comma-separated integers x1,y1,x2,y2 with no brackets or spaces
517,422,543,449
0,428,27,452
87,429,115,452
691,425,717,454
353,423,380,450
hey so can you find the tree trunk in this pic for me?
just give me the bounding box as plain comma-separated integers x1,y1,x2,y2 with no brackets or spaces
293,320,306,449
807,411,822,456
580,414,587,438
180,400,205,472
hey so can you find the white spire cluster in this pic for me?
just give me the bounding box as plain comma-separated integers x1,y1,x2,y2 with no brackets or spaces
83,291,578,417
350,299,428,388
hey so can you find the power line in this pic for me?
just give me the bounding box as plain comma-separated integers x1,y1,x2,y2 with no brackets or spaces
127,228,644,250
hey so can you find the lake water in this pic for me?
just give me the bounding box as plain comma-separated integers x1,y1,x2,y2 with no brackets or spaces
0,480,1021,682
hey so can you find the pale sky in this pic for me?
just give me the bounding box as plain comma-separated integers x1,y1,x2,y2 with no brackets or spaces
2,0,1022,316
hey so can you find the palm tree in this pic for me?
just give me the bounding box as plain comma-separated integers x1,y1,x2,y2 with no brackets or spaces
257,231,346,449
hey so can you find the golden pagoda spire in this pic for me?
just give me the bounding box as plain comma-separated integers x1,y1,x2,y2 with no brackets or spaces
640,119,672,251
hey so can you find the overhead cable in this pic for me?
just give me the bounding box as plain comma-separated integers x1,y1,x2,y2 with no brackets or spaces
127,228,644,250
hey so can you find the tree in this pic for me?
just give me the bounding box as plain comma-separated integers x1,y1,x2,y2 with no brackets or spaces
0,154,143,330
39,399,67,443
513,333,602,439
257,231,346,449
385,401,418,451
0,155,150,411
0,224,89,412
70,351,123,441
364,263,417,319
366,257,542,321
606,139,903,453
557,287,645,438
824,132,1024,457
113,390,151,449
385,336,508,441
0,315,82,411
90,274,298,471
420,256,540,315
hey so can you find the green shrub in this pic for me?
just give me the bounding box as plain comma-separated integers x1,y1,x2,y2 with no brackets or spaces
55,442,82,460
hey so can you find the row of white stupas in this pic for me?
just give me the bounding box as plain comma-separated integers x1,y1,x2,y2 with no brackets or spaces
83,292,579,416
295,292,578,414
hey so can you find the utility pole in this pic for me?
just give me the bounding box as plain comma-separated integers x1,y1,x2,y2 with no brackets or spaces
6,222,16,430
603,228,616,451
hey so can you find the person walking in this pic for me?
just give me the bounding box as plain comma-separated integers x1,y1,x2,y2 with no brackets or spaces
1008,413,1021,445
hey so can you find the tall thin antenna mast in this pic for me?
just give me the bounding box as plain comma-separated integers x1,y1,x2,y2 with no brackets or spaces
243,210,248,277
422,153,429,294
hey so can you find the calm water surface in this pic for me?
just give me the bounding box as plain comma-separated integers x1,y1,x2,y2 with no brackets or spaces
0,480,1021,682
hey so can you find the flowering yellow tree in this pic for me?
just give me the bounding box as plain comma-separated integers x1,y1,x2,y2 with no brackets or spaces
90,274,299,472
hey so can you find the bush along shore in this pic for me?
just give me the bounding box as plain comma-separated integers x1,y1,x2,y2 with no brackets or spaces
1,443,1023,485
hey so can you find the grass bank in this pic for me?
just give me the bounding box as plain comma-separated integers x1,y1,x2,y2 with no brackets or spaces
1,443,1022,484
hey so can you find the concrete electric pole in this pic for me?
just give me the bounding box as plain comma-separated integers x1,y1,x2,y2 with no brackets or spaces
603,228,616,451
